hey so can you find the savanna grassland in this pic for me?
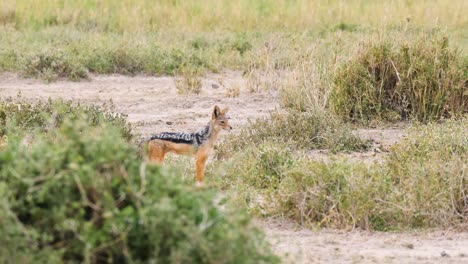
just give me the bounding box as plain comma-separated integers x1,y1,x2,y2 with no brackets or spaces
1,0,467,263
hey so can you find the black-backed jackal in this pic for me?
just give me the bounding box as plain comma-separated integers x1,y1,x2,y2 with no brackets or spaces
141,105,232,186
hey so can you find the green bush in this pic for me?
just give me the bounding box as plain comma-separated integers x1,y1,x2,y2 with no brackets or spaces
216,109,371,159
332,35,467,123
23,50,89,82
0,98,132,141
0,100,279,263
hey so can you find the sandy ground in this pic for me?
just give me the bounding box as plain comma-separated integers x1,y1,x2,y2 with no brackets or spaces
264,219,468,264
1,73,467,264
0,72,277,137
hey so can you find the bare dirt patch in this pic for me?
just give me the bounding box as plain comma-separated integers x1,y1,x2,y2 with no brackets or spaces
0,71,278,137
264,219,468,264
1,73,465,263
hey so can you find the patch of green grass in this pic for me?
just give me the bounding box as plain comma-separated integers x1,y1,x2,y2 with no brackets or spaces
0,29,261,80
216,109,371,160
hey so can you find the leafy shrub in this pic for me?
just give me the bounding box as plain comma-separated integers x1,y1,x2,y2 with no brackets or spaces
332,35,467,123
216,117,467,230
23,50,88,82
0,101,279,263
216,109,371,159
0,97,132,141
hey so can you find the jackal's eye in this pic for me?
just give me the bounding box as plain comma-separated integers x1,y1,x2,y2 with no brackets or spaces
220,121,225,125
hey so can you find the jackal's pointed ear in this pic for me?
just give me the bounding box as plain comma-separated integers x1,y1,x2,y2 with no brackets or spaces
212,105,221,119
221,107,229,114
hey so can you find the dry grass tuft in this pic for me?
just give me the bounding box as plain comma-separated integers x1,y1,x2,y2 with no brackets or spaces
332,35,467,123
225,84,241,98
175,71,202,95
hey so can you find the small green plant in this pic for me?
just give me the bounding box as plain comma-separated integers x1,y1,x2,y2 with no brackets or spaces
232,33,252,56
332,35,467,123
190,36,210,50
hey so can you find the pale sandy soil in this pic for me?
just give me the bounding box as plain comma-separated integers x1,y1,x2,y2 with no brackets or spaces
264,219,468,264
1,73,466,264
0,71,277,137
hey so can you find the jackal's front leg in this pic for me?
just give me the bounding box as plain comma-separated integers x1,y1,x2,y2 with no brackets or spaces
195,152,208,186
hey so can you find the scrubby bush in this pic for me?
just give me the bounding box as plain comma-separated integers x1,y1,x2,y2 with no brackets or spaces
0,100,279,263
216,109,371,159
23,50,88,82
332,35,467,123
218,142,296,190
0,97,132,141
383,117,467,228
216,117,467,230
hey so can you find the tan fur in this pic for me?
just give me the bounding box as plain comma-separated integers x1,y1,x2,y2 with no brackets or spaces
145,105,232,185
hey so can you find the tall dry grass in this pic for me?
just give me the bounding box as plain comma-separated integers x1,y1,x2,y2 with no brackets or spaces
332,34,467,123
8,0,467,32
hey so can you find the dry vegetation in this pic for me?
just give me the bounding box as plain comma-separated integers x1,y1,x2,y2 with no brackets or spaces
210,118,467,230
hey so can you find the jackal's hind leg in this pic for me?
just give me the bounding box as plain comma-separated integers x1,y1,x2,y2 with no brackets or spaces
147,140,166,164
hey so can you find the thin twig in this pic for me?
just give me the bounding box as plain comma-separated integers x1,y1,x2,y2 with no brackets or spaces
73,174,100,211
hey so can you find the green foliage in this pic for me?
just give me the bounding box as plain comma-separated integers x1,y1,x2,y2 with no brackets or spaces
0,100,279,263
382,117,468,228
231,33,252,56
216,109,371,159
0,31,223,80
215,117,467,230
332,35,467,123
23,50,88,82
0,97,132,141
219,142,296,190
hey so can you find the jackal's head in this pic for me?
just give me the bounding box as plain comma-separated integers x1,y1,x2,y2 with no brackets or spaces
211,105,232,132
